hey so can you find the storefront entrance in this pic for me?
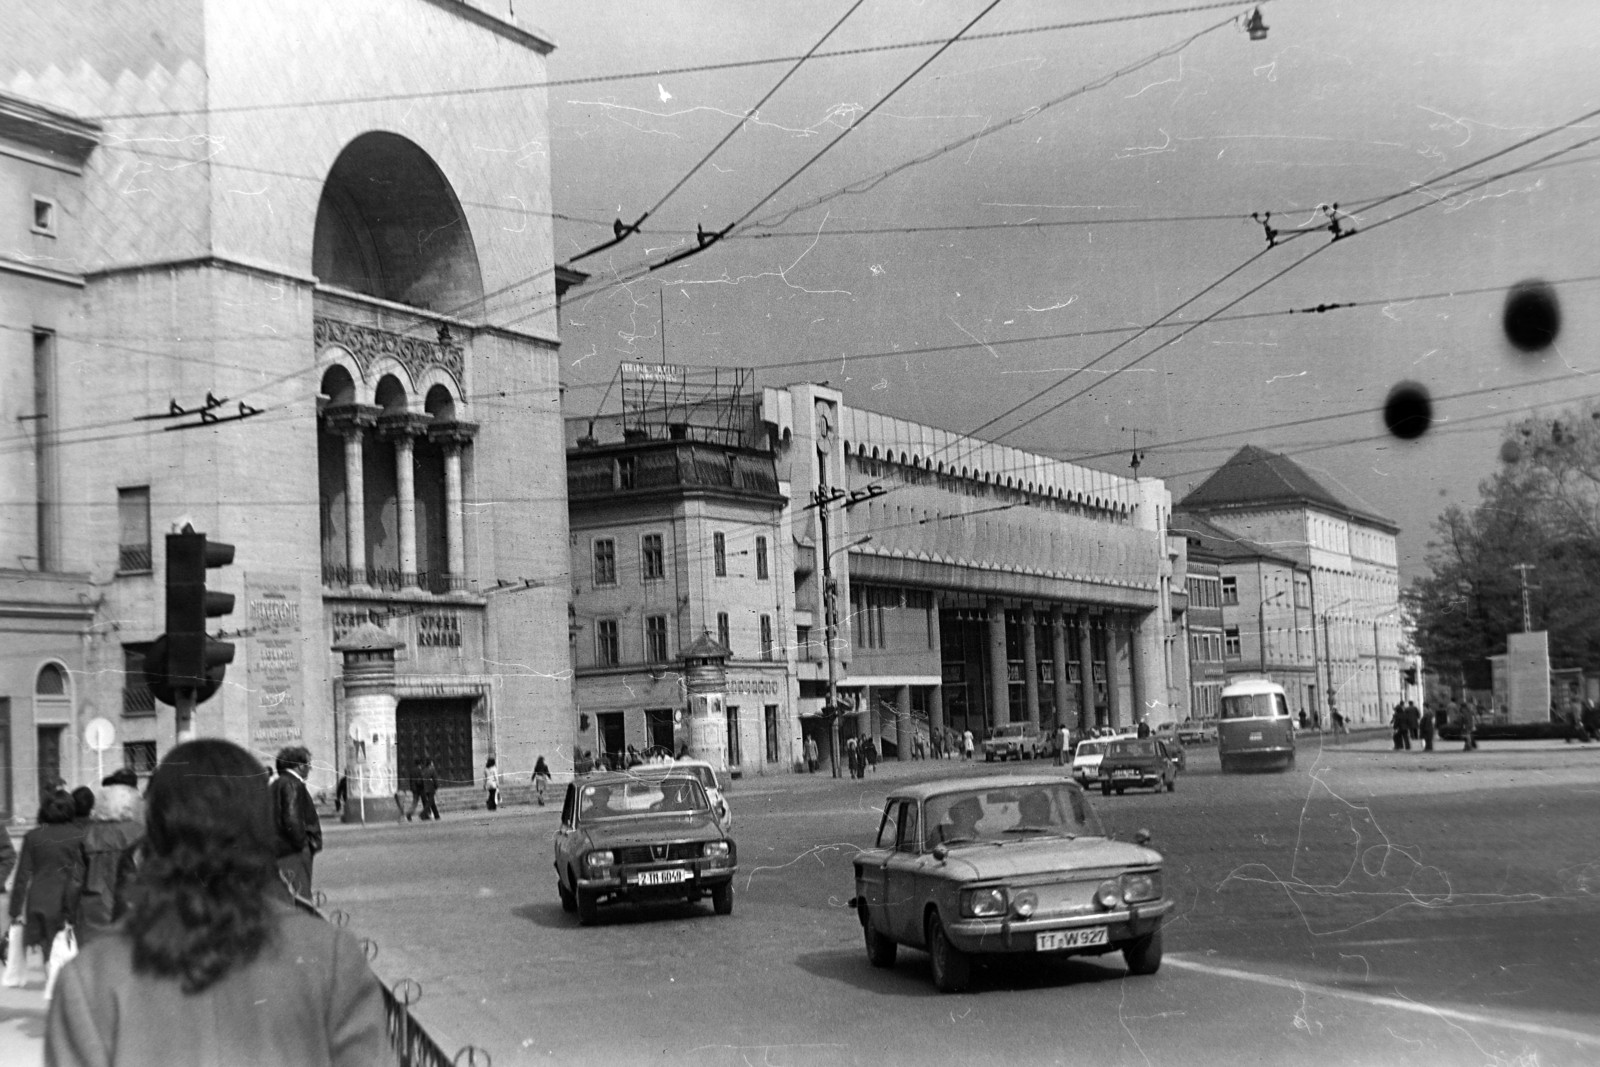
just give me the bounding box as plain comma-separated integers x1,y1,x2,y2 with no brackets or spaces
397,698,475,789
596,711,625,768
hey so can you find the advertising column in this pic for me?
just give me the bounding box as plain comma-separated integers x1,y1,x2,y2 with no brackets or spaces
333,624,406,823
682,631,730,773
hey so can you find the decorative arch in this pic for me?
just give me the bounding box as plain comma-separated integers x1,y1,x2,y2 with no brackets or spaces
319,364,358,406
424,384,458,421
374,374,409,415
313,131,485,316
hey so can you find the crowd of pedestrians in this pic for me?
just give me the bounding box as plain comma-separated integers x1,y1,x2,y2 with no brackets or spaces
1,741,389,1065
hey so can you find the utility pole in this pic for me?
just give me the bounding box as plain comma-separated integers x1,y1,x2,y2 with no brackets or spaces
1323,612,1337,729
817,487,843,779
1512,563,1536,632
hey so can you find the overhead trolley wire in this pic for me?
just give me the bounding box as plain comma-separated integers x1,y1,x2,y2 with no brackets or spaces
566,0,870,264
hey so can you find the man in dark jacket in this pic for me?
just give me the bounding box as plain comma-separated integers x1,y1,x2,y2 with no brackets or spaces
418,759,441,821
270,747,322,900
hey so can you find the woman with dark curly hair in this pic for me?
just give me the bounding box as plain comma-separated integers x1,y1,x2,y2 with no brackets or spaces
44,739,389,1067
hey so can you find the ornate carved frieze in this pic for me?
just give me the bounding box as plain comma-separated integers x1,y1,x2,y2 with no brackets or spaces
314,316,464,392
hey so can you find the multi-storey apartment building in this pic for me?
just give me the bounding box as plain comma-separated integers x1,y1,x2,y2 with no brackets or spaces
1178,446,1402,724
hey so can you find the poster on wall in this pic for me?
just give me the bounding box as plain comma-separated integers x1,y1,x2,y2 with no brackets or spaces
246,573,305,754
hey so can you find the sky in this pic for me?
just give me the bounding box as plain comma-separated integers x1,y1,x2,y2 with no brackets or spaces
533,0,1600,580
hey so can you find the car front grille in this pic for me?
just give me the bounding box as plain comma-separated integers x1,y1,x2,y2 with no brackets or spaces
613,843,702,864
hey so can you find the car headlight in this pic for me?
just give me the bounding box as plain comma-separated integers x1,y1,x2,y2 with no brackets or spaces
1095,879,1124,909
961,887,1008,918
584,850,614,869
702,841,730,859
1012,890,1038,918
1121,872,1161,903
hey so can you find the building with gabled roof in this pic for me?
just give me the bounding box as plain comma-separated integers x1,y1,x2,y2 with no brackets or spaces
1179,446,1404,724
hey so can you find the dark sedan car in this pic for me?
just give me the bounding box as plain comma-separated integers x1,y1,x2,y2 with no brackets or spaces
1097,738,1180,794
553,768,738,925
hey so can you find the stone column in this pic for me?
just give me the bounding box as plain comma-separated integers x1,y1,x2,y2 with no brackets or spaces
1021,603,1040,728
1077,610,1096,733
429,420,479,589
1051,605,1070,731
987,599,1009,727
1107,621,1126,731
928,684,944,744
379,412,432,588
1129,617,1146,726
323,404,379,584
928,594,945,740
896,684,910,761
334,624,406,824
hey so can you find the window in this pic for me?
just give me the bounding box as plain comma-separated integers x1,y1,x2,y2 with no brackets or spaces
645,615,669,663
123,741,158,777
596,619,620,666
641,533,665,581
123,644,156,717
1224,627,1242,659
796,625,812,659
117,487,152,573
764,705,780,764
755,536,769,580
592,539,616,586
759,615,773,661
1221,576,1238,605
713,532,727,577
615,456,635,490
31,195,57,237
717,612,731,652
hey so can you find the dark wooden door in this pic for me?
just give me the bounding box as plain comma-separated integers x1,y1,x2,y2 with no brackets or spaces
396,699,474,789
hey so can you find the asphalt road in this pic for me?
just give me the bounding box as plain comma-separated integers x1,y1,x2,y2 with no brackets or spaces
312,736,1600,1067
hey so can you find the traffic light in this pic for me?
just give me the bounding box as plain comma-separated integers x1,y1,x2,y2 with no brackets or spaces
157,528,236,705
1403,666,1419,687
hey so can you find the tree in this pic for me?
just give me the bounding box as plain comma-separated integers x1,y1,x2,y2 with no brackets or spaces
1409,400,1600,686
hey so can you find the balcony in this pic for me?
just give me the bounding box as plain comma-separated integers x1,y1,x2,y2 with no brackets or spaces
322,564,469,594
568,441,780,502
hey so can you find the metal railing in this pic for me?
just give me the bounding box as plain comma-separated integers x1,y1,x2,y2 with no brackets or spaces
293,887,489,1067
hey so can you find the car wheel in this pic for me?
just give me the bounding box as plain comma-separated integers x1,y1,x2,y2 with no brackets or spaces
558,876,577,913
1219,756,1234,774
1166,776,1176,793
1123,926,1163,976
985,753,994,763
576,887,600,926
926,911,971,993
1115,786,1126,795
1101,782,1111,796
712,882,734,915
1285,752,1296,771
864,918,898,968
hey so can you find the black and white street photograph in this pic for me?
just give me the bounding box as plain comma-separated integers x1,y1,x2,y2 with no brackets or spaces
2,2,1599,1064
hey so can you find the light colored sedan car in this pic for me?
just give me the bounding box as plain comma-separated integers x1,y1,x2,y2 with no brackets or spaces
663,758,732,833
1070,739,1109,785
850,776,1170,992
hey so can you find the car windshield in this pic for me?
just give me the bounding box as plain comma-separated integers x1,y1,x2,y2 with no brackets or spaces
577,776,708,821
1075,741,1104,758
674,764,718,791
923,783,1103,848
994,725,1025,737
1221,693,1290,719
1108,740,1160,758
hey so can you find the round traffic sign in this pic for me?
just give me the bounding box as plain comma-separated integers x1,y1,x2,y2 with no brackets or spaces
84,717,116,752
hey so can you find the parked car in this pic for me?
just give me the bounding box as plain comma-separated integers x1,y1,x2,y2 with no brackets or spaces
553,767,738,925
984,722,1043,761
1096,738,1180,794
849,775,1170,992
1175,719,1219,745
1218,678,1296,772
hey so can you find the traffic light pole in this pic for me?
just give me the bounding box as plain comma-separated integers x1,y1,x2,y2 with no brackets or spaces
176,690,196,743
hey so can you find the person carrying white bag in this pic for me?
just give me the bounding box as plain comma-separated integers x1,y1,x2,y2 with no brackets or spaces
1,825,19,987
5,791,86,989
